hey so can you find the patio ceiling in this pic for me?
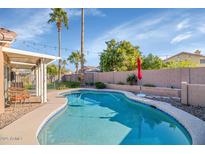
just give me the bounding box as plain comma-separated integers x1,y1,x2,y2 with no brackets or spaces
2,47,60,69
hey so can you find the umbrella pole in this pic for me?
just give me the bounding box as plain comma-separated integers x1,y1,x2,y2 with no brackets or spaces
139,79,141,94
140,80,142,94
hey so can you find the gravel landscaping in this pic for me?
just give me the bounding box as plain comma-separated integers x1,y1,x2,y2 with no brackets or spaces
0,103,44,129
143,94,205,121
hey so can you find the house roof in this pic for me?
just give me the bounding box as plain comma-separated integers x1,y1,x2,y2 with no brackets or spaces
0,28,16,42
164,51,205,61
2,47,60,69
79,66,100,73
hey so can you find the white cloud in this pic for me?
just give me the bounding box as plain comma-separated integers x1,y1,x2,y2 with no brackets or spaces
88,9,106,17
170,32,192,44
12,9,51,41
88,16,164,54
12,8,105,41
68,8,105,17
68,9,81,17
198,24,205,33
177,19,190,30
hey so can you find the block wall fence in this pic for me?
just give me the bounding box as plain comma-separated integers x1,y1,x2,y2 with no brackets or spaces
64,67,205,89
63,68,205,106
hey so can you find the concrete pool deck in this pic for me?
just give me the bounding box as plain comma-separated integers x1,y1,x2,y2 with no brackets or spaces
0,90,68,144
0,88,205,145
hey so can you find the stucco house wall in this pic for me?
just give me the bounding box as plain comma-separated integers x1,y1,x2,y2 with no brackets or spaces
0,47,4,113
164,52,205,67
0,28,16,113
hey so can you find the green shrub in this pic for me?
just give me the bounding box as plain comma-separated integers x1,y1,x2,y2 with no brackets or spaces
50,81,81,90
143,84,156,87
25,84,33,90
85,82,94,86
127,74,138,85
95,82,106,89
89,82,94,86
63,81,80,88
47,83,55,89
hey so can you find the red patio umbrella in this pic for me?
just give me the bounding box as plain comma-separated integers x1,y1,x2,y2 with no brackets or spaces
137,57,142,80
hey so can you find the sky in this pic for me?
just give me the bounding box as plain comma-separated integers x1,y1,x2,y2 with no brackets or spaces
1,8,205,71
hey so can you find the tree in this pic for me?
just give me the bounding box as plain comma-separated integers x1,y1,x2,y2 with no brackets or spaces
80,8,85,73
61,59,67,74
142,54,165,70
48,8,69,81
165,60,197,68
67,51,81,73
99,39,141,72
47,64,58,83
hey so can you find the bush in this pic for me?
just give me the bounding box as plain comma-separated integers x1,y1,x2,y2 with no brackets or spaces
25,84,33,90
47,83,55,89
143,84,156,87
85,82,94,86
126,74,138,85
95,82,106,89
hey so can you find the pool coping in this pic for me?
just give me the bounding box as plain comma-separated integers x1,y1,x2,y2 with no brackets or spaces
53,88,205,145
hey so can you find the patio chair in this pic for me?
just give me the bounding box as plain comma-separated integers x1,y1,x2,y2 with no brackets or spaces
8,88,24,110
22,90,31,106
11,87,31,107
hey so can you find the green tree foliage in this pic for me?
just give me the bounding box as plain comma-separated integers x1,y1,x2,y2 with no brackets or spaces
99,39,141,72
165,60,197,68
61,59,67,74
142,54,165,70
67,51,85,73
47,64,58,83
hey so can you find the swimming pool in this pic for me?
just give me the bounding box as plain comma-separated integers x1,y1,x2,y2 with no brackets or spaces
38,90,192,145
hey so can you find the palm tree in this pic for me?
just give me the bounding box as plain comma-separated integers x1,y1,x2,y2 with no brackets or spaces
61,59,67,74
80,8,85,73
48,8,68,81
67,51,81,74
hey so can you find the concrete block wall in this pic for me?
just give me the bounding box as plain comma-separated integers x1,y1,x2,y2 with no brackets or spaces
63,73,94,83
189,68,205,84
93,68,205,89
181,82,205,107
105,83,181,97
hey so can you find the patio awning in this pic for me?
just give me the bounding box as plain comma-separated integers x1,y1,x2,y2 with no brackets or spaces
2,47,60,69
1,47,60,103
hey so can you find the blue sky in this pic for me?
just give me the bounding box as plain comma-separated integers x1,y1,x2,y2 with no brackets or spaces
1,8,205,71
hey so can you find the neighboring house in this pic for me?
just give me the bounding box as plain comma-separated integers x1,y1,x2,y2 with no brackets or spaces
79,66,100,73
164,50,205,67
0,28,59,113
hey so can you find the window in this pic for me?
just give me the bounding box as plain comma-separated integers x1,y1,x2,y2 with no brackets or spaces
200,59,205,64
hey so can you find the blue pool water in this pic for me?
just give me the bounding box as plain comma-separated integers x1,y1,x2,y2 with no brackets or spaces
38,90,192,145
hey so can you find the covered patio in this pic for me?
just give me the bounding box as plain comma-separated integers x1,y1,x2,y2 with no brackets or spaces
1,47,60,110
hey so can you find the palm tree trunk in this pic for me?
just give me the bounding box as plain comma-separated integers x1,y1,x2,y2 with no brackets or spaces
80,8,84,72
76,64,79,74
58,27,62,81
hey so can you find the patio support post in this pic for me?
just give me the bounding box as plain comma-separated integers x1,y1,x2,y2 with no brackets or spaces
35,66,39,96
40,59,44,103
43,60,47,103
38,62,41,97
38,64,41,96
